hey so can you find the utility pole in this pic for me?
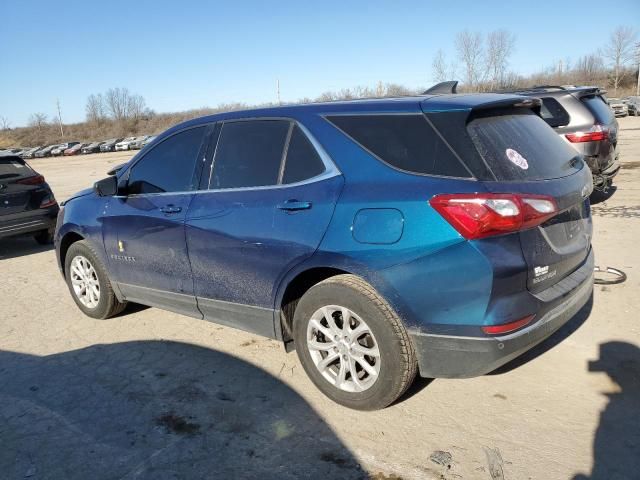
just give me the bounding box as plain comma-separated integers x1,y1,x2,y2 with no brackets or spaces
277,79,281,105
56,98,64,138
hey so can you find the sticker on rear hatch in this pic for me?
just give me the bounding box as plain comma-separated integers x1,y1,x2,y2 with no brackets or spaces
505,148,529,170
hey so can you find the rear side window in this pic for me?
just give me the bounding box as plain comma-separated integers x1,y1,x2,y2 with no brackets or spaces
282,125,325,184
467,111,581,181
0,156,32,180
327,114,471,178
539,97,570,127
127,126,205,194
211,120,289,189
582,95,614,124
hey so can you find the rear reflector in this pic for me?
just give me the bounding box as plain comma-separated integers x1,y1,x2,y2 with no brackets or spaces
430,193,558,239
482,315,536,335
565,124,608,143
16,174,45,185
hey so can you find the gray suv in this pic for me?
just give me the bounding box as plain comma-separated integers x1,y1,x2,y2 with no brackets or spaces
505,86,619,193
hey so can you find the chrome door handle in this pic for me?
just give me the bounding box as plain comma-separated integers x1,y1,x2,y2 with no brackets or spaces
160,205,182,214
277,200,312,211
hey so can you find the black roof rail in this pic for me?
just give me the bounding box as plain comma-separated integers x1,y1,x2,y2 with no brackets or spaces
422,81,458,95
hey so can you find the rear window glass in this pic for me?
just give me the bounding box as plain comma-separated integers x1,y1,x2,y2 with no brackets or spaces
467,112,582,181
539,97,570,127
327,114,471,178
0,156,32,180
582,95,614,124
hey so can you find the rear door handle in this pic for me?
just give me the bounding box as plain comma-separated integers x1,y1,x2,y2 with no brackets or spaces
277,200,312,211
160,204,182,214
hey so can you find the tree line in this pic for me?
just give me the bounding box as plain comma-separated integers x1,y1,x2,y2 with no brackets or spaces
1,25,637,149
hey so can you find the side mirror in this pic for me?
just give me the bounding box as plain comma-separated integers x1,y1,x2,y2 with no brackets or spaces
94,176,118,197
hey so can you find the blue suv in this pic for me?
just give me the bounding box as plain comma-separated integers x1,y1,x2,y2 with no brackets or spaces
55,93,594,410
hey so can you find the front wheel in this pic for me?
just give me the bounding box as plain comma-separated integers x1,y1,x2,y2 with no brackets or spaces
293,274,417,410
64,240,127,319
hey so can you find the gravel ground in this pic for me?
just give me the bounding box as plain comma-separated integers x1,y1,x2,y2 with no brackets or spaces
1,118,639,479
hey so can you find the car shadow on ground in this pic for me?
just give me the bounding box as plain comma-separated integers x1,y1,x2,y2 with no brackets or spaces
0,235,53,260
0,341,368,479
589,186,617,205
573,341,640,479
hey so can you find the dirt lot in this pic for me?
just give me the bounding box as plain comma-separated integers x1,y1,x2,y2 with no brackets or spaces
1,119,639,480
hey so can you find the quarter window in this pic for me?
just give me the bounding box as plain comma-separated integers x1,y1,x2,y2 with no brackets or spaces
326,114,470,178
211,120,290,189
127,127,205,194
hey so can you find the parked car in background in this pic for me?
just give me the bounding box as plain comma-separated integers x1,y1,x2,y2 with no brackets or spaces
35,145,60,158
52,142,79,157
115,137,138,151
626,97,640,116
21,147,43,159
64,143,87,156
0,155,59,244
100,138,122,152
56,93,594,410
81,142,105,154
1,148,24,156
499,85,619,193
607,98,628,117
141,135,157,148
129,136,150,150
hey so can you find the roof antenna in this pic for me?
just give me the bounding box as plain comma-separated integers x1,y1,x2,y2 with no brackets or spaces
422,81,458,95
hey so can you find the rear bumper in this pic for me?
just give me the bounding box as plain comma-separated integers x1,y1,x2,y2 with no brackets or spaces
409,251,594,378
0,208,58,239
600,159,620,180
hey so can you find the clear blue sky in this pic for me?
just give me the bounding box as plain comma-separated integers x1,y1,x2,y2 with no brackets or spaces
1,0,638,127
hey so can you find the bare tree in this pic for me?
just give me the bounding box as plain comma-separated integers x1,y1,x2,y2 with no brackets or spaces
455,30,484,90
105,87,130,121
0,116,10,130
601,26,637,94
85,94,106,123
574,54,605,84
485,30,516,89
432,49,457,83
128,94,147,121
28,113,48,131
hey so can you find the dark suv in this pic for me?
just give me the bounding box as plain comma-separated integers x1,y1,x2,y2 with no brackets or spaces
0,155,59,243
504,86,619,193
55,94,594,410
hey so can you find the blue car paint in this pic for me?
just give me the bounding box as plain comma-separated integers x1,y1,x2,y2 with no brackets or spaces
56,93,593,379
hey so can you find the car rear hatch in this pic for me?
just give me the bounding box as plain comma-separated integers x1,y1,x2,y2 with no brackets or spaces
422,95,593,293
0,156,52,217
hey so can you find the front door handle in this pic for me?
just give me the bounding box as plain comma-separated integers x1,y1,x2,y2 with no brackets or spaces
277,200,312,211
160,204,182,214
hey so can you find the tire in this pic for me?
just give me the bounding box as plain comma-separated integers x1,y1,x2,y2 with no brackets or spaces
293,274,417,410
64,240,127,319
33,229,54,245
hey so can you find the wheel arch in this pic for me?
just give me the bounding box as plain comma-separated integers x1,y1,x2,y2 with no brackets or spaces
58,231,85,278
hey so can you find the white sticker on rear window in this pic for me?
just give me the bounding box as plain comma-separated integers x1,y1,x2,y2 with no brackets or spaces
505,148,528,170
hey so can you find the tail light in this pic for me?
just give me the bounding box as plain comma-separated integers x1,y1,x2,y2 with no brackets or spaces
482,315,536,335
40,194,57,208
565,124,608,143
16,174,45,185
430,193,558,240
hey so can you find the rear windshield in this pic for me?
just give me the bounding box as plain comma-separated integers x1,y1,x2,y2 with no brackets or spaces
326,114,471,178
539,97,570,128
467,111,582,181
0,156,33,180
582,95,614,124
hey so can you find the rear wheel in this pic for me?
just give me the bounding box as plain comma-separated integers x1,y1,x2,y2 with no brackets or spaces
293,274,417,410
64,240,126,319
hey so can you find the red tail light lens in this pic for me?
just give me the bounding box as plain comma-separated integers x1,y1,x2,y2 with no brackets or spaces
430,193,558,240
565,124,608,143
17,174,45,185
482,315,536,335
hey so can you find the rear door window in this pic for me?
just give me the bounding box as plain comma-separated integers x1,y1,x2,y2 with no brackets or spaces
282,125,326,184
581,95,614,124
326,114,471,178
211,120,290,189
467,111,582,181
539,97,570,127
